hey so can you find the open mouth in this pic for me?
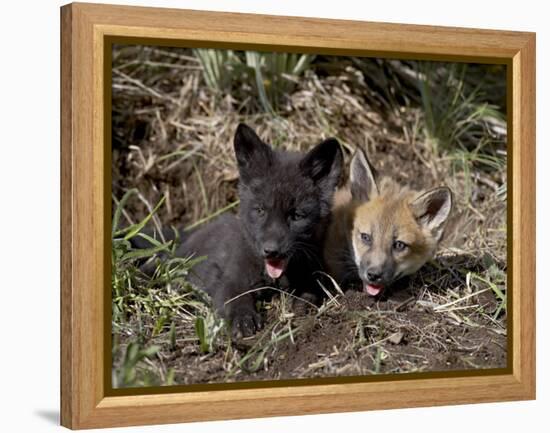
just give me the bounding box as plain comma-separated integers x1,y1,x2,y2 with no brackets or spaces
265,258,288,279
363,283,384,297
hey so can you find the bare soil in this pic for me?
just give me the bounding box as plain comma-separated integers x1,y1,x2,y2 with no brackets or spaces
132,256,506,385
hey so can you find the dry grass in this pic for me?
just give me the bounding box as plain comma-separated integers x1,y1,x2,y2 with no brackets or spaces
111,45,507,387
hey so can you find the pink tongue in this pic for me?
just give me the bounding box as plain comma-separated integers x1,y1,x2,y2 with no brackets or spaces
265,259,286,279
364,284,383,296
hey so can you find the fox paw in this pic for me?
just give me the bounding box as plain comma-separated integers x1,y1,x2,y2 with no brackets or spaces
231,310,263,339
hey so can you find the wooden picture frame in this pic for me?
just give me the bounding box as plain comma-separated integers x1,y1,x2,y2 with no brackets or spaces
60,2,536,429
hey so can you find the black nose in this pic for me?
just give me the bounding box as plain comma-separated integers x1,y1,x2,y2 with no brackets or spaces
367,271,382,282
262,242,280,258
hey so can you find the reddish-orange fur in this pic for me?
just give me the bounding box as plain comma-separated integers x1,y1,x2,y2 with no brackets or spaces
324,150,451,294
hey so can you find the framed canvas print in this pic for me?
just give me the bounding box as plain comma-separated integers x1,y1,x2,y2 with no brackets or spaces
60,2,536,429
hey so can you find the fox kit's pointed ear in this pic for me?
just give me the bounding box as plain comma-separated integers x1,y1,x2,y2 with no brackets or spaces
410,187,452,241
350,148,379,202
299,137,343,190
234,123,273,183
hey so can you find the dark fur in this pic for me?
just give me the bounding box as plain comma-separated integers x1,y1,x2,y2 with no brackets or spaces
171,124,343,338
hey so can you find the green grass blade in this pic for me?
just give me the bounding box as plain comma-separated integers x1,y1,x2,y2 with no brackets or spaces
112,188,138,236
121,242,171,262
123,196,166,241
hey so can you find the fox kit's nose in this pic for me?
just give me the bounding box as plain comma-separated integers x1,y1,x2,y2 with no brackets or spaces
366,270,382,283
262,241,281,258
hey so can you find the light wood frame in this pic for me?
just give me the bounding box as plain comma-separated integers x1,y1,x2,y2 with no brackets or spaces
60,2,536,429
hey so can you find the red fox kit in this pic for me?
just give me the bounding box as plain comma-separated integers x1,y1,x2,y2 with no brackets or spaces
324,149,452,297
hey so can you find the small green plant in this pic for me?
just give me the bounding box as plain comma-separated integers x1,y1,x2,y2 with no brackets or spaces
192,49,241,92
244,51,315,113
111,189,204,329
416,62,506,162
111,188,224,387
112,341,161,388
193,49,314,114
195,310,225,353
472,264,507,320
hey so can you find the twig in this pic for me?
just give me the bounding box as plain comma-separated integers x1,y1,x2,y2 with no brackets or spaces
113,69,182,107
184,200,239,232
434,288,490,311
224,286,319,311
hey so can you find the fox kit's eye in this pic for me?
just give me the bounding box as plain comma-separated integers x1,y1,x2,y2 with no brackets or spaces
393,240,408,252
290,210,305,221
360,232,372,245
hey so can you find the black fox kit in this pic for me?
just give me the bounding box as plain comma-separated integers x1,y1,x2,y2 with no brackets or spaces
175,124,342,338
324,149,452,297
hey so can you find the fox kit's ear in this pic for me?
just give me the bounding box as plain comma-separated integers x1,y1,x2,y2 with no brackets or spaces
234,123,273,183
299,138,343,190
350,148,379,202
410,187,452,241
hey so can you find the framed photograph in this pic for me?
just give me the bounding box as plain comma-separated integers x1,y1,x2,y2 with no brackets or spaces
60,2,535,429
